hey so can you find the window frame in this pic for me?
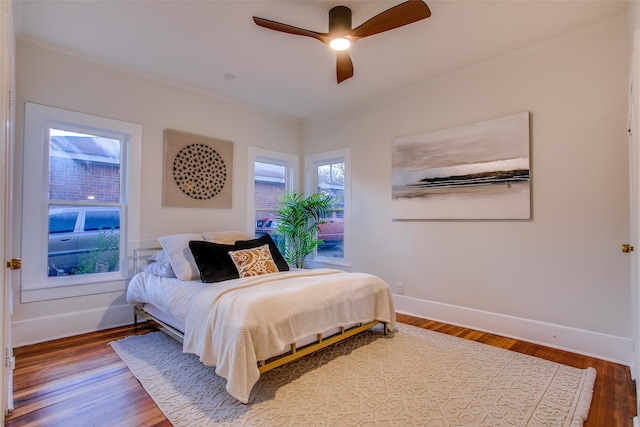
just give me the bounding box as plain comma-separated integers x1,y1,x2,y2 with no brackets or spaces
305,148,351,269
246,146,298,238
21,103,141,302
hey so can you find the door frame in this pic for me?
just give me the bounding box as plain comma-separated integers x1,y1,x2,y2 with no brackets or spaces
629,30,640,421
1,0,16,415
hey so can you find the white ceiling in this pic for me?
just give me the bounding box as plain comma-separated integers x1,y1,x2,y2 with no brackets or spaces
15,1,628,120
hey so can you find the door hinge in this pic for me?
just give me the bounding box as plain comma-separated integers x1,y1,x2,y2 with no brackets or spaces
4,348,14,370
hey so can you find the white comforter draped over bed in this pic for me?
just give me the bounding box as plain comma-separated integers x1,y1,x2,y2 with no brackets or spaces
128,268,395,403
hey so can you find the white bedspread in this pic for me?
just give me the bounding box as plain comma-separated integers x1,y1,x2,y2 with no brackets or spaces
127,268,395,403
127,271,208,327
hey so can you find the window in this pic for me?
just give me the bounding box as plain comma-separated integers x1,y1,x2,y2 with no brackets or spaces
46,130,122,277
21,103,142,302
254,161,286,241
306,148,350,265
247,147,298,247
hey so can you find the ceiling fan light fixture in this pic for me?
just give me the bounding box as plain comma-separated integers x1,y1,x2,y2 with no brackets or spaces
330,37,351,51
253,0,432,83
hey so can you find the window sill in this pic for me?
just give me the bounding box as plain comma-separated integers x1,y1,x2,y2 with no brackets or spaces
20,278,126,303
304,258,352,272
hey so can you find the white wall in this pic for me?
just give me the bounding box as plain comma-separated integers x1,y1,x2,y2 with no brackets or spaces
12,39,303,346
12,15,633,365
305,17,631,363
630,1,640,47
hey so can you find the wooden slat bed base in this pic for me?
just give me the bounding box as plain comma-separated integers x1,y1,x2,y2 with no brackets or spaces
133,307,387,374
257,320,384,373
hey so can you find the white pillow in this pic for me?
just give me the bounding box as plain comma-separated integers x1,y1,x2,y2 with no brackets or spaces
143,250,176,278
158,233,205,281
143,260,177,278
149,249,170,264
202,231,253,245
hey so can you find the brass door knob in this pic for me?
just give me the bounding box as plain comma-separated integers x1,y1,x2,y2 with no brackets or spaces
6,258,21,270
622,244,635,253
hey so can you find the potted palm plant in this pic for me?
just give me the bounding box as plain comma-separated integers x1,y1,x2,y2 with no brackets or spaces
275,191,334,268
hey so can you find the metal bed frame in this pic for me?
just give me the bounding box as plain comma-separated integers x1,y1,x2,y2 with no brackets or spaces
131,246,388,374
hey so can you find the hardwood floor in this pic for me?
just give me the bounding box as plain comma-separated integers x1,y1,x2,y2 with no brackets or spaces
4,314,637,426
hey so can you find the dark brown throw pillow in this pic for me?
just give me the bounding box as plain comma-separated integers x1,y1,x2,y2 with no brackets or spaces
188,240,239,283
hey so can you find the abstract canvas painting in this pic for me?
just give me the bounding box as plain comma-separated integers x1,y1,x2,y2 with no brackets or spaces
392,112,530,220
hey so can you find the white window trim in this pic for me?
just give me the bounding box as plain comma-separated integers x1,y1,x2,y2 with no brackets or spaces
305,148,351,270
21,103,141,302
246,146,298,237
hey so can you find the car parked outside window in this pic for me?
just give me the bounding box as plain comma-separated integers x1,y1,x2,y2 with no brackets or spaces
255,218,278,237
48,206,120,277
317,217,344,247
254,216,343,252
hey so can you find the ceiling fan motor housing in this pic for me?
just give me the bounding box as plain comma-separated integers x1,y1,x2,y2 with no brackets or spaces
329,6,352,36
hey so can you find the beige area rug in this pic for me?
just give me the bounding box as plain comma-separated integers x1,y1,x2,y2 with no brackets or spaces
110,323,595,426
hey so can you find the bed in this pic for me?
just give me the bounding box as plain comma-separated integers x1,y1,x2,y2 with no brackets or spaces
127,231,396,404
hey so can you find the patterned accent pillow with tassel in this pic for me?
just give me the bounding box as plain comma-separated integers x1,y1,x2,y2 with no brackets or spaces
228,244,279,277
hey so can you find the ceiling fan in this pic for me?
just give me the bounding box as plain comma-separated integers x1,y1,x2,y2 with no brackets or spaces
253,0,431,84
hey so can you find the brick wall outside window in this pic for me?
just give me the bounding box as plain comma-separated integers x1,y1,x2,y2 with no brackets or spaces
49,157,120,202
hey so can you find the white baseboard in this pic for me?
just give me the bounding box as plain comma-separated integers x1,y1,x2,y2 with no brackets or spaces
11,303,135,347
394,295,633,366
11,295,633,366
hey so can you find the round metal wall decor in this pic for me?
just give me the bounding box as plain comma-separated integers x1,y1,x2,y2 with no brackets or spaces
172,143,227,200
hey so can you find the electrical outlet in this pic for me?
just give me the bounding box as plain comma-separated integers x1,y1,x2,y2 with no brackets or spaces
396,282,404,295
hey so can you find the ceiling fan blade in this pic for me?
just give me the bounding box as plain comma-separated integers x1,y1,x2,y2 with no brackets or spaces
253,16,330,44
336,51,354,84
350,0,431,40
